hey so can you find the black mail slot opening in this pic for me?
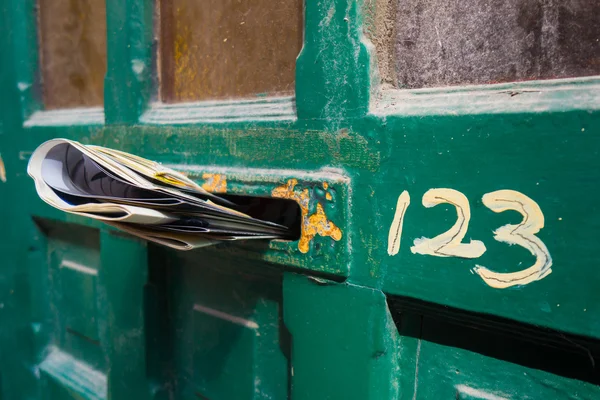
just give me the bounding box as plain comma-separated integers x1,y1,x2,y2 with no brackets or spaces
221,194,302,241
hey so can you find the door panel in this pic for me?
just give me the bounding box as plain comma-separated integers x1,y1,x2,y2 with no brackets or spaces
166,252,289,399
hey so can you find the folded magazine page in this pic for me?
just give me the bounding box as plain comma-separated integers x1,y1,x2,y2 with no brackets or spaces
28,139,291,250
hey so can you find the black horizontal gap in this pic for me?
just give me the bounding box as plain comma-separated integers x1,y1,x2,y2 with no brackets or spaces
388,295,600,385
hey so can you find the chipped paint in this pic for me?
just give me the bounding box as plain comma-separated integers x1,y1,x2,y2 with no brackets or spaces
455,385,509,400
272,179,342,254
201,173,227,193
18,151,32,160
324,182,333,200
0,154,6,182
193,304,258,329
60,260,98,276
302,203,343,253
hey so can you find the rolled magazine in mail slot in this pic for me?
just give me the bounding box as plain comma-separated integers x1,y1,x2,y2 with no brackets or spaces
28,139,293,250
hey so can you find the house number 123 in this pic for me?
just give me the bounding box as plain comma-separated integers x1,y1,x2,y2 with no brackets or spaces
387,189,552,289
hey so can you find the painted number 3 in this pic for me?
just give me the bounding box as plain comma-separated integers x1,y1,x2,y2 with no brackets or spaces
387,189,552,289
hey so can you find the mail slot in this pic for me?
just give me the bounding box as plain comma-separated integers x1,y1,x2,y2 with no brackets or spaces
178,166,351,277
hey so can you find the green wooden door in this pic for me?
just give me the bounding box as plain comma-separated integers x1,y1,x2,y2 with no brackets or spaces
1,0,599,399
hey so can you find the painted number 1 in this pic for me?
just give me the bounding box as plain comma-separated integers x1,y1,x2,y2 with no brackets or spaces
387,188,552,289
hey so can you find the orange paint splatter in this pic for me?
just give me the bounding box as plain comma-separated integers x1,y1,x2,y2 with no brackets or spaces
201,173,227,193
323,182,332,200
272,179,342,253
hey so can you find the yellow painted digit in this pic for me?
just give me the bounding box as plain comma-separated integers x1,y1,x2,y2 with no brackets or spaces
387,190,411,256
473,190,552,289
411,188,486,258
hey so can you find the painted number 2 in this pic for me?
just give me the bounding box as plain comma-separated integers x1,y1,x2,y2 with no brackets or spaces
387,188,552,289
410,189,486,259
